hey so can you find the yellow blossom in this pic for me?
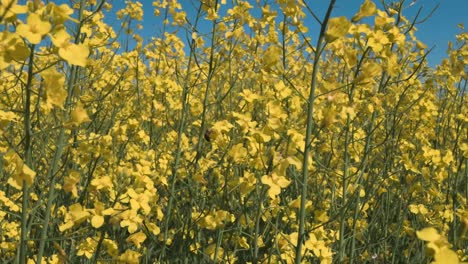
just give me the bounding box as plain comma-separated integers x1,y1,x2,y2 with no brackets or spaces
0,110,17,131
118,249,141,264
4,150,36,189
16,13,51,44
49,3,74,24
325,16,351,43
67,102,91,127
0,31,30,69
59,203,91,231
261,173,291,199
90,201,114,228
50,29,89,66
0,0,27,21
126,231,147,248
120,209,143,233
41,68,67,110
76,237,97,259
127,188,151,215
63,170,80,197
352,0,377,22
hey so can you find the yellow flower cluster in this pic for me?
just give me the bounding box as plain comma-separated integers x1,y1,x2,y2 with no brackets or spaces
0,0,467,263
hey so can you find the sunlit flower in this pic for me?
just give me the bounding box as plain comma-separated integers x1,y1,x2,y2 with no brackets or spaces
16,13,51,44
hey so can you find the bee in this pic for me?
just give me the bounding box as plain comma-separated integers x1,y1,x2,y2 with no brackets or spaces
204,128,213,142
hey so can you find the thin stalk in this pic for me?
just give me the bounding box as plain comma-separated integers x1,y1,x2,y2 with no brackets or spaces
339,115,351,262
36,2,86,262
253,186,267,263
349,111,376,264
160,27,198,262
18,44,35,264
295,1,336,263
36,67,79,263
213,228,224,263
194,0,219,165
346,48,377,263
91,231,106,263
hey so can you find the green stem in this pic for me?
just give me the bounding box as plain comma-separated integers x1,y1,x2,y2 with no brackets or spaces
160,16,199,259
339,115,351,261
36,63,79,263
295,1,336,263
37,2,85,262
194,0,219,165
18,44,35,264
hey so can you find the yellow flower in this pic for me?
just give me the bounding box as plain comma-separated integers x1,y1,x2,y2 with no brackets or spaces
0,190,20,212
198,210,234,230
146,222,161,235
417,227,462,264
228,143,248,163
118,249,141,264
126,231,147,248
367,30,389,53
240,89,262,103
261,173,291,199
206,244,225,262
0,31,30,69
325,16,351,43
0,0,27,21
352,0,377,22
305,233,329,258
90,201,114,229
375,10,395,29
58,203,90,232
0,110,17,131
120,210,143,233
236,236,250,249
127,188,151,215
66,102,91,127
409,204,429,215
90,175,113,190
50,29,89,67
102,239,119,257
76,237,97,259
4,150,36,189
432,248,460,264
50,3,74,24
41,68,67,110
262,45,282,69
16,13,51,44
63,170,80,198
59,42,89,67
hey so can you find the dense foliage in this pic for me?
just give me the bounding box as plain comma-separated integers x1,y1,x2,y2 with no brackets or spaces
0,0,467,263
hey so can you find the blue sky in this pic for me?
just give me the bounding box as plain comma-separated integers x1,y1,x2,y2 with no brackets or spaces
409,0,468,65
99,1,467,67
306,0,468,66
